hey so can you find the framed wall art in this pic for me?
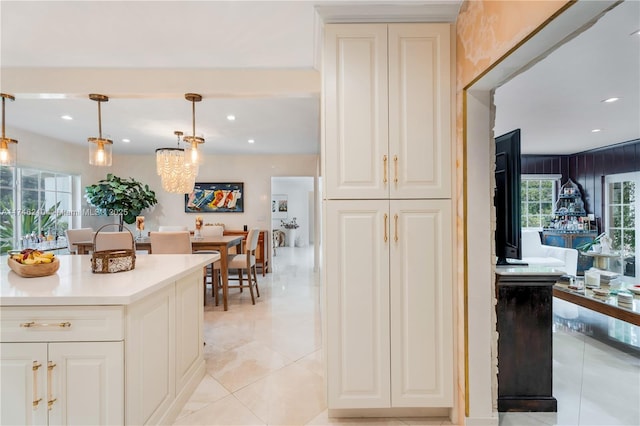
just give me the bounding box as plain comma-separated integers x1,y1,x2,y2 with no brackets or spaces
185,182,244,213
271,194,288,219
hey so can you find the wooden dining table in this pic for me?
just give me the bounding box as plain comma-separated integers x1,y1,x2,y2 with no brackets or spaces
75,235,244,311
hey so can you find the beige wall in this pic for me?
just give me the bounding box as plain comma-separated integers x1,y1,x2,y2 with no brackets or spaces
10,126,318,233
455,1,571,423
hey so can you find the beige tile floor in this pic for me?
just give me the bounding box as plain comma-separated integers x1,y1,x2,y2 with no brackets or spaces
175,247,639,426
173,246,451,426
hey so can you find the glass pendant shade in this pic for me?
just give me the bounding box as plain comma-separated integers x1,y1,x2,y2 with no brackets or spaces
156,131,198,194
87,94,113,167
1,93,18,167
88,138,113,166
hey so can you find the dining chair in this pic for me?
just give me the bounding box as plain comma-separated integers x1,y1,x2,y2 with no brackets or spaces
65,228,94,254
201,225,224,237
149,231,192,254
94,231,133,252
225,228,260,304
158,225,189,232
194,225,223,305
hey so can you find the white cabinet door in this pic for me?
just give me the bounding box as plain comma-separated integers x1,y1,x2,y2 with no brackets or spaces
389,200,453,407
324,24,389,200
388,24,451,199
0,342,48,426
325,200,391,408
126,285,176,425
47,341,124,425
175,270,204,393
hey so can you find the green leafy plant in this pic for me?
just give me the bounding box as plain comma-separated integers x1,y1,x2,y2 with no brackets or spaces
85,174,157,229
576,232,606,252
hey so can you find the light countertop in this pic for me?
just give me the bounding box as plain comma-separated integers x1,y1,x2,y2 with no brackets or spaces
1,253,219,306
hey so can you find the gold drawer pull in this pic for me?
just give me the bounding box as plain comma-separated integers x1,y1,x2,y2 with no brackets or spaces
384,214,388,243
383,155,388,184
393,155,398,184
20,321,71,328
47,362,56,411
33,361,42,409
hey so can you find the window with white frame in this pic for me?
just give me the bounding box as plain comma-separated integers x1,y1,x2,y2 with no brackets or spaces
521,174,560,229
0,167,76,254
604,172,638,278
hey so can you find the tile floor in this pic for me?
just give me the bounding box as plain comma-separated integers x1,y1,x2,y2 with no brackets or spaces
174,247,640,426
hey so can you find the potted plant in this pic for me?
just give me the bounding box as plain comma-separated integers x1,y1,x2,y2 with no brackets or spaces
85,174,158,230
280,217,299,247
576,232,606,253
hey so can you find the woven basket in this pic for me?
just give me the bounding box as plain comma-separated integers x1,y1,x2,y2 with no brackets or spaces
91,224,136,273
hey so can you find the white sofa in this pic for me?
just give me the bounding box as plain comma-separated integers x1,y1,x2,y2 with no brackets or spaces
521,230,578,276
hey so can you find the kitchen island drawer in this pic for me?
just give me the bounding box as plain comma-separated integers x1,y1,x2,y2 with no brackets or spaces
0,306,124,342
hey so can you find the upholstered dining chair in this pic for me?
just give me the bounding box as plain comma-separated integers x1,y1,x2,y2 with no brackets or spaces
158,225,189,232
65,228,94,254
200,225,224,237
94,231,134,252
195,225,223,305
149,231,192,254
225,228,260,304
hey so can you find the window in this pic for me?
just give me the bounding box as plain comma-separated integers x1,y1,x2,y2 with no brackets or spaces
0,167,76,254
605,172,638,278
521,174,560,229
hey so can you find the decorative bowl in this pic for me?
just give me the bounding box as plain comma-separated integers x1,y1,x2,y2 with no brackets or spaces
7,256,60,278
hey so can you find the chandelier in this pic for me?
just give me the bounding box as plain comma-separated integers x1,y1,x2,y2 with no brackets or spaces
87,94,113,166
183,93,205,165
156,131,198,194
0,93,18,167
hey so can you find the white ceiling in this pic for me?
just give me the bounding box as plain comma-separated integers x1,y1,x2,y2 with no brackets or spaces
1,0,637,158
495,0,640,155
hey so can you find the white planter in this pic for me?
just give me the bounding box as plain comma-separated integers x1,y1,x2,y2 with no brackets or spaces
286,229,296,247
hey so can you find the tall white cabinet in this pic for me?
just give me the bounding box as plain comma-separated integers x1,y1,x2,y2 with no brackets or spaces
323,23,454,412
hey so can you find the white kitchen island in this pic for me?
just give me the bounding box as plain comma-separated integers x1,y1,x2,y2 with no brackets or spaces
0,253,219,425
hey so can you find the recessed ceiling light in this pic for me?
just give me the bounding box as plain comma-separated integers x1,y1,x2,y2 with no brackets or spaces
61,115,73,120
591,129,602,133
602,97,619,103
122,138,130,143
248,139,255,144
227,115,236,121
631,29,640,36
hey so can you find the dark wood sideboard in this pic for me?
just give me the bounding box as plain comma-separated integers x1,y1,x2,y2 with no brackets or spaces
495,268,563,412
223,229,270,275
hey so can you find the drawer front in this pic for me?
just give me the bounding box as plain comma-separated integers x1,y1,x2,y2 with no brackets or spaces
1,306,124,342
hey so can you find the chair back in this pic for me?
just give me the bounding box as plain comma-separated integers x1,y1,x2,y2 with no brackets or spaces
94,231,133,252
65,228,94,254
247,228,260,253
158,225,188,232
201,225,224,237
150,231,192,254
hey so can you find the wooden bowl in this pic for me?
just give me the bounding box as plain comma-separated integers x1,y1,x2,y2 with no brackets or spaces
7,256,60,278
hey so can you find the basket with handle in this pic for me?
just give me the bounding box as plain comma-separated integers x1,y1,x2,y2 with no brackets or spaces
91,224,136,273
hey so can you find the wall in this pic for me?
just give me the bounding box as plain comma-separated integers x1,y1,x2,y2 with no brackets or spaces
9,126,318,234
271,177,314,246
456,1,571,424
523,138,640,227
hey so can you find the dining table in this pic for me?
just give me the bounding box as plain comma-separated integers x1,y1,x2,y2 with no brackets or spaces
74,235,244,311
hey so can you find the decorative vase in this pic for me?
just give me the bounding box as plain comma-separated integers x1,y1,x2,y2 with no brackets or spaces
287,229,296,247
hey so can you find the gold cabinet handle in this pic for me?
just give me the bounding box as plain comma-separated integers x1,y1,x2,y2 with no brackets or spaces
394,214,399,243
32,361,43,409
384,214,388,243
383,155,388,184
47,362,56,411
20,321,71,328
393,155,398,184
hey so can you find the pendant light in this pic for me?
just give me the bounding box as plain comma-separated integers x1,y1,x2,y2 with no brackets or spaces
87,94,113,166
183,93,205,165
0,93,18,167
156,131,198,194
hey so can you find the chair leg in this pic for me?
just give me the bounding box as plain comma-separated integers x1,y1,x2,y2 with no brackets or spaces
252,265,260,298
247,267,255,304
213,268,219,306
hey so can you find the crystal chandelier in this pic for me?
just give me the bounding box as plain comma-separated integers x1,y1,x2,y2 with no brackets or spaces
156,131,198,194
183,93,205,165
0,93,18,167
87,94,113,166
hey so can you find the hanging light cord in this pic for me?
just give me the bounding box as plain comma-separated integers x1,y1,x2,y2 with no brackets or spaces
96,99,103,138
1,96,5,139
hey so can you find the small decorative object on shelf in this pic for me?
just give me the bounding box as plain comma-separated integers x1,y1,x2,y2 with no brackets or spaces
135,216,145,240
194,216,203,239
